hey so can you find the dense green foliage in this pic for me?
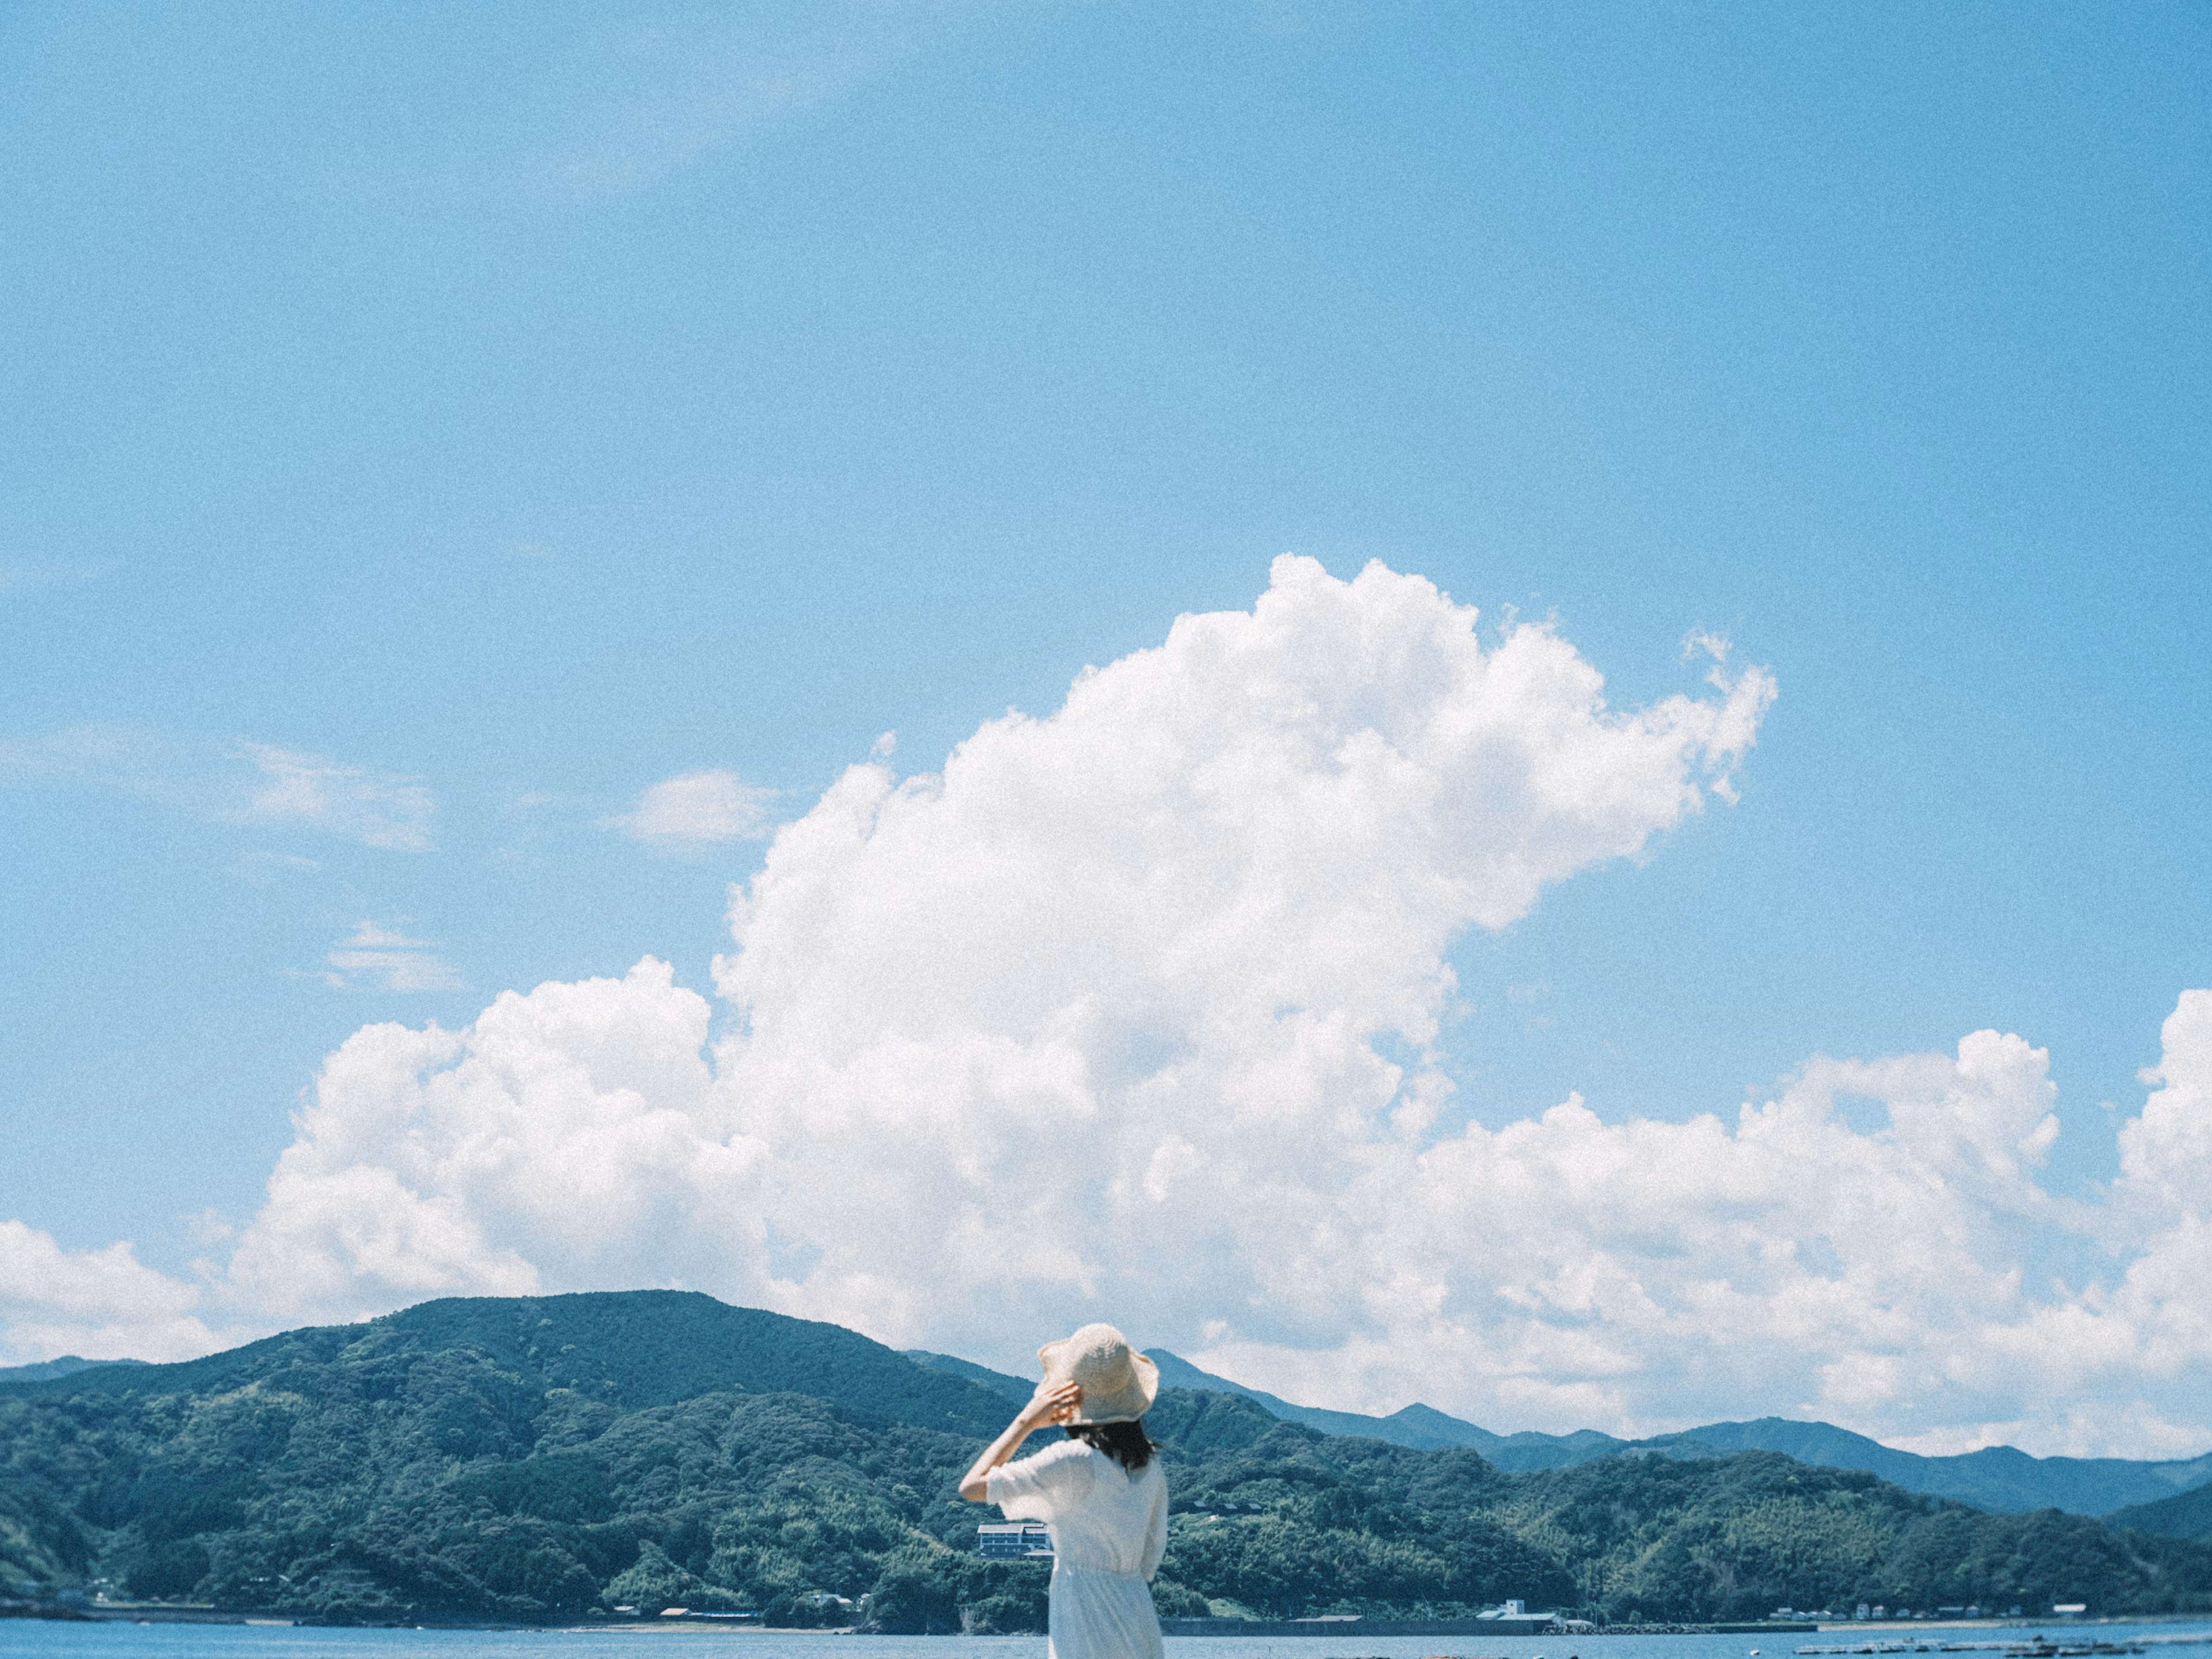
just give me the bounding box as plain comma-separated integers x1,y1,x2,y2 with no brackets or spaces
2110,1483,2212,1544
10,1294,1010,1437
961,1350,2212,1519
1142,1391,2212,1623
1631,1419,2212,1518
4,1292,2210,1629
0,1302,1039,1630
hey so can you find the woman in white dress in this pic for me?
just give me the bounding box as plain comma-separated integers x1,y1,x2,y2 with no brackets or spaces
960,1323,1169,1659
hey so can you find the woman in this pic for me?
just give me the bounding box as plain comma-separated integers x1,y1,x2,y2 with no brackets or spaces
960,1323,1168,1659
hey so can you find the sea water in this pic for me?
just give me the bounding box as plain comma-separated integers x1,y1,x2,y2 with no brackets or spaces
7,1624,2212,1659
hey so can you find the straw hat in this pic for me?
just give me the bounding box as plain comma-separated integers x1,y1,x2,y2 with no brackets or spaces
1037,1322,1160,1424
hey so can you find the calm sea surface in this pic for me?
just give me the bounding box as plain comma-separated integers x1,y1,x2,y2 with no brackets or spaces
7,1624,2212,1659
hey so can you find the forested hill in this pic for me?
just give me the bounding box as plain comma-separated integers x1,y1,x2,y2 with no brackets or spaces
2111,1485,2212,1544
0,1357,147,1385
1127,1351,2212,1517
5,1291,2212,1630
6,1291,1012,1437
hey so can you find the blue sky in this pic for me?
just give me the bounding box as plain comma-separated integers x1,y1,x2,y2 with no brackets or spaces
3,2,2208,1452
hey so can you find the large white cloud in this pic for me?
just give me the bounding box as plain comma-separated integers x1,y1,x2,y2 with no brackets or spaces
0,1221,224,1365
9,557,2209,1458
223,961,749,1323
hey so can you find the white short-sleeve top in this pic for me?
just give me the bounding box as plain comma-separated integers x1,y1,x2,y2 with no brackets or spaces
987,1438,1168,1581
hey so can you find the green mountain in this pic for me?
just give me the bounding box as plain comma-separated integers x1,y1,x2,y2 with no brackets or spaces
3,1291,2210,1629
1144,1350,1635,1470
6,1292,1010,1437
2109,1484,2212,1543
0,1291,1029,1629
1639,1420,2212,1519
901,1350,1032,1408
1142,1349,1506,1452
1153,1393,2212,1623
50,1328,2208,1521
1138,1351,2212,1516
0,1357,145,1385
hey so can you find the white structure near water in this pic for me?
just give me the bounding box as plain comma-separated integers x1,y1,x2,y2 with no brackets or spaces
976,1521,1054,1559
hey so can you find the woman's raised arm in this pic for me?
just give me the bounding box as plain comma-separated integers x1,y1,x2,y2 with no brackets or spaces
958,1380,1082,1502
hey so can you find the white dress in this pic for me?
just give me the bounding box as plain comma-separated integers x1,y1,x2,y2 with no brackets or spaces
987,1438,1168,1659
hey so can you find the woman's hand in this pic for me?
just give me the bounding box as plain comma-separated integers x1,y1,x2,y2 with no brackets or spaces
1020,1380,1082,1430
958,1380,1084,1502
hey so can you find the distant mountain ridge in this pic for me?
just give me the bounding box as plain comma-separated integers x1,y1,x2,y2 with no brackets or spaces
0,1355,146,1384
1126,1350,2212,1519
29,1314,2212,1524
906,1347,1508,1449
1639,1418,2212,1519
11,1289,2212,1626
2108,1483,2212,1543
1139,1349,1653,1468
902,1348,1035,1406
3,1291,1014,1439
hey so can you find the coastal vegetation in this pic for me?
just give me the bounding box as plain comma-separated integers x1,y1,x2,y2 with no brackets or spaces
3,1292,2209,1630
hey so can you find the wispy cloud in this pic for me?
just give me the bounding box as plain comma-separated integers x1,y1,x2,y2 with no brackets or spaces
0,725,434,851
323,922,464,993
0,723,156,785
1682,628,1732,664
606,768,775,849
230,742,433,851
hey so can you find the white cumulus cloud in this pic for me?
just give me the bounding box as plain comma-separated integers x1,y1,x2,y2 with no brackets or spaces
206,558,1777,1376
0,1221,224,1366
608,768,775,847
13,556,2209,1459
224,961,741,1324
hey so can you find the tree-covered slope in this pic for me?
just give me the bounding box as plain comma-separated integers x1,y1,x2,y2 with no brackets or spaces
3,1293,2210,1628
2110,1483,2212,1543
0,1358,146,1385
5,1293,1011,1437
1639,1419,2212,1518
901,1351,1032,1408
1138,1356,2212,1512
1139,1391,2212,1623
0,1315,1041,1628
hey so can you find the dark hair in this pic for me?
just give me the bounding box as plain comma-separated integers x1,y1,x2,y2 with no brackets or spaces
1066,1419,1156,1472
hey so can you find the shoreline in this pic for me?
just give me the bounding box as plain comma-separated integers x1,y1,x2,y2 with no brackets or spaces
12,1604,2212,1639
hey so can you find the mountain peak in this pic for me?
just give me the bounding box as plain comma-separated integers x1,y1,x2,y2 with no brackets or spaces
3,1289,1013,1438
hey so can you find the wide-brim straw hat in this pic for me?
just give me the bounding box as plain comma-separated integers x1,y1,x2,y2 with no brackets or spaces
1037,1322,1160,1424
